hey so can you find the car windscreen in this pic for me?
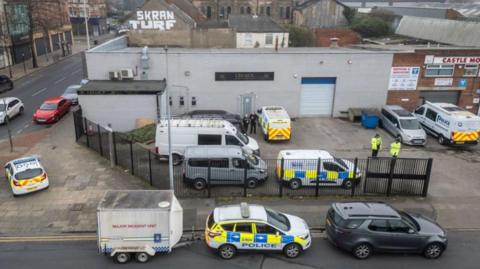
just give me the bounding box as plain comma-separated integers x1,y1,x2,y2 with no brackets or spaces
236,129,249,144
400,119,422,130
333,157,348,170
400,211,420,231
15,168,43,180
65,86,79,94
40,102,57,110
266,208,290,231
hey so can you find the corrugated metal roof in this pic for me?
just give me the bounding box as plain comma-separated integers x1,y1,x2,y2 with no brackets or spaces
395,16,480,47
375,6,449,19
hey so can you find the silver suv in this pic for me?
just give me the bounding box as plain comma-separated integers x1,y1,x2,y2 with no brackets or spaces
380,105,427,146
326,202,447,259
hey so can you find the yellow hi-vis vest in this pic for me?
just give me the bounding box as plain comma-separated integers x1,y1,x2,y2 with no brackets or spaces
371,137,382,150
390,142,401,157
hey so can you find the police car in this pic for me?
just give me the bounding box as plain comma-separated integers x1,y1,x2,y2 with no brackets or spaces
205,203,311,259
4,156,49,196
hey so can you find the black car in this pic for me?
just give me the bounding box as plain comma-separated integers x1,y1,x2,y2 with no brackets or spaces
179,110,244,132
0,75,13,93
326,202,447,260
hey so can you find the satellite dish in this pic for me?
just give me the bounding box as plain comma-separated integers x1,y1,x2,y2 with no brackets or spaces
158,201,170,208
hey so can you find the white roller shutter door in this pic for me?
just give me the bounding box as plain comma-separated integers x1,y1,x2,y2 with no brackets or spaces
300,78,336,116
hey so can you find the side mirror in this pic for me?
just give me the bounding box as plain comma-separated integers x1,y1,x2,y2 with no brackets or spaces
276,232,280,236
257,109,261,114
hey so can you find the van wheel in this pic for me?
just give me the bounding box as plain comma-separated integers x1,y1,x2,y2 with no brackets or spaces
114,252,131,264
172,154,183,166
438,135,446,145
19,107,24,115
218,244,236,260
246,178,258,189
135,252,150,263
342,179,353,190
289,178,301,190
283,243,302,258
264,134,268,141
193,178,207,190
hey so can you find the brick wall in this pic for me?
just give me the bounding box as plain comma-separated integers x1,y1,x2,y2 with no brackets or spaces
387,49,480,114
314,28,360,47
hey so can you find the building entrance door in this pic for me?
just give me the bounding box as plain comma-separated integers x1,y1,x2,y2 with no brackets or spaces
240,94,255,116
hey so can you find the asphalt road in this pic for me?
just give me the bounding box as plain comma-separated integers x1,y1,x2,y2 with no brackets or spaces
0,55,83,140
0,231,478,269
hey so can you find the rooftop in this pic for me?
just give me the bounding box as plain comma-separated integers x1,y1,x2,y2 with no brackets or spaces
228,15,287,33
77,80,166,95
334,202,401,219
214,204,268,222
98,190,174,210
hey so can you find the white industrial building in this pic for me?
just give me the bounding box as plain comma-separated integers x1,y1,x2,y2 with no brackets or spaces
82,36,394,131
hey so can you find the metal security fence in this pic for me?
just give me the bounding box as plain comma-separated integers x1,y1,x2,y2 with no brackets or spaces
73,109,433,198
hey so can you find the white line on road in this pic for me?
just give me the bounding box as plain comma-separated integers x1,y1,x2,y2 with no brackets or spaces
54,77,66,84
32,88,47,97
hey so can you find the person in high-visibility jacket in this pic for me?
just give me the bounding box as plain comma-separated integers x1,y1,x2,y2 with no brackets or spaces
371,134,382,157
390,138,402,158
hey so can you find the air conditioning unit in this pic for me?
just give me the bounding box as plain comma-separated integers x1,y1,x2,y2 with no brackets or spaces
120,68,134,80
109,71,120,80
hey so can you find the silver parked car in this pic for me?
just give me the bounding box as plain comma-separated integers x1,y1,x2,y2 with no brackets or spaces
183,145,267,190
380,105,427,145
326,202,447,260
61,85,81,105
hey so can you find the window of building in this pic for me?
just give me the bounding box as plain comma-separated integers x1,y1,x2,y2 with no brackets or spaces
260,6,264,15
227,6,231,15
206,6,212,18
425,64,454,77
464,64,479,77
265,33,273,45
240,6,245,14
246,6,251,14
285,6,291,19
0,49,5,68
266,6,271,16
220,6,225,18
279,6,284,18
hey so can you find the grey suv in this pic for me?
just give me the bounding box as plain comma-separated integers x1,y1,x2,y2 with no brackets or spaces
326,202,447,259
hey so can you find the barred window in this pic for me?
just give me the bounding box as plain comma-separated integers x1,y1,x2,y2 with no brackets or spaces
425,64,454,77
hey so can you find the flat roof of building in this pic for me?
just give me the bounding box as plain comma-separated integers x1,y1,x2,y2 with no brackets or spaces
78,80,166,95
228,15,287,33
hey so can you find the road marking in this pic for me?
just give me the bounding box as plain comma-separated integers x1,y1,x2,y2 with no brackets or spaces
71,69,82,75
32,88,47,97
54,77,66,84
0,234,97,243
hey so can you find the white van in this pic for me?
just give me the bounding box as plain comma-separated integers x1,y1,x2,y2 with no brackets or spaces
155,119,260,164
414,102,480,145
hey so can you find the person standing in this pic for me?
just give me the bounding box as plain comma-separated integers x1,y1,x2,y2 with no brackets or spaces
371,134,382,157
249,113,257,134
390,138,402,158
242,114,250,133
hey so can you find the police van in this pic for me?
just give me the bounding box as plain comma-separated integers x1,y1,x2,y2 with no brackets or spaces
276,150,361,190
414,102,480,145
4,156,49,196
257,106,291,141
205,203,311,259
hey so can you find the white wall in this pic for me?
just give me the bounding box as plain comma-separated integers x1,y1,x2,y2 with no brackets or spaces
79,94,159,131
236,32,289,48
86,47,393,118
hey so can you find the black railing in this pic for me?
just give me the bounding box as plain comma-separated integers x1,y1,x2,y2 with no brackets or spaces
73,109,433,198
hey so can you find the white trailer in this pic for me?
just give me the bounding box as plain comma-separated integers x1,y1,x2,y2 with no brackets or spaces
97,190,183,264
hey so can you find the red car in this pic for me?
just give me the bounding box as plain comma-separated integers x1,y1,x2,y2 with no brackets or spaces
33,97,71,124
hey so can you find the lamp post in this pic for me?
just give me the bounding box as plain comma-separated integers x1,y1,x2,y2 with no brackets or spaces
83,0,90,50
164,46,174,190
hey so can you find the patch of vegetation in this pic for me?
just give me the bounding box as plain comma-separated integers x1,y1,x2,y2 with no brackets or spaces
288,25,314,47
118,123,156,144
350,15,391,38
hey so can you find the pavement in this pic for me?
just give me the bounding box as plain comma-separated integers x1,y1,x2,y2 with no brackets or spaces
1,231,479,269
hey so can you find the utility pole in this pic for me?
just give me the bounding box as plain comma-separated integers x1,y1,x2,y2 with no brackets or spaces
2,98,13,152
83,0,90,49
164,46,174,190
